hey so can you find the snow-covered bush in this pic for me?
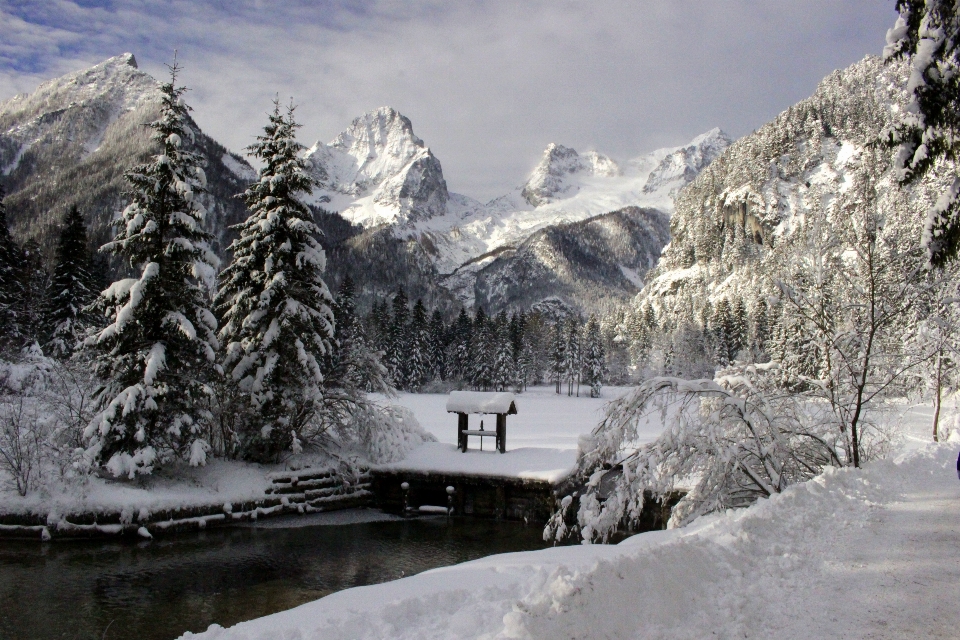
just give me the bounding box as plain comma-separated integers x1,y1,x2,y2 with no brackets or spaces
304,391,435,464
0,349,97,495
547,363,895,543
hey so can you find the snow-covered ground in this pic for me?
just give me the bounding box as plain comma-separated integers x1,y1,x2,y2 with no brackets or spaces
0,458,273,517
180,404,960,640
383,385,641,449
375,386,647,483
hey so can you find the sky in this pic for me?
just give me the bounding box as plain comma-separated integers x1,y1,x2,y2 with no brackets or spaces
0,1,898,202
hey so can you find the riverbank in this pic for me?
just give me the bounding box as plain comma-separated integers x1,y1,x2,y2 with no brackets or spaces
180,441,960,640
0,387,643,539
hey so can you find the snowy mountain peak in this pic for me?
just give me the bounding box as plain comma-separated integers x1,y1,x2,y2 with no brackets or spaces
642,128,732,196
2,53,158,121
304,106,448,226
521,143,621,206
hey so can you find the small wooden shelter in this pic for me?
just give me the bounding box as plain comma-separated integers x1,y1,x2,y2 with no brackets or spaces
446,391,518,453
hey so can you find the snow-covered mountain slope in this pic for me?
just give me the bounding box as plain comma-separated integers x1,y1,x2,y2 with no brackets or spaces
471,206,670,314
406,128,731,277
640,55,950,322
0,54,254,258
303,107,449,227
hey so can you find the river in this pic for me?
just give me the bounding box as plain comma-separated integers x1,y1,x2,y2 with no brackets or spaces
0,511,550,640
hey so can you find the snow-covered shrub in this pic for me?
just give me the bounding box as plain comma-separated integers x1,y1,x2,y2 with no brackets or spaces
309,392,435,464
0,399,45,496
356,404,436,464
547,363,895,543
0,349,100,494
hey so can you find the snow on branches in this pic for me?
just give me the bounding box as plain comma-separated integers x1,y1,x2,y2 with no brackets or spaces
547,366,855,543
84,61,219,477
215,100,335,462
884,1,960,265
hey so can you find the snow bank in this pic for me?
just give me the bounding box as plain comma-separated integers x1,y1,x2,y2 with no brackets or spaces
180,444,960,639
376,442,577,483
0,459,271,518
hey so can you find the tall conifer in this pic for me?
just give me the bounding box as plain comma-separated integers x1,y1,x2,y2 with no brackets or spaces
45,205,97,358
216,99,335,462
85,62,219,476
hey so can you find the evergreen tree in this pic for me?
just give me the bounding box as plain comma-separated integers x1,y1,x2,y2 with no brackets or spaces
407,299,432,391
492,311,514,391
331,275,386,392
470,307,494,390
216,99,334,462
367,298,390,354
385,289,409,389
85,62,220,476
582,315,606,398
447,308,472,385
16,239,48,347
565,317,582,396
712,298,736,366
429,308,447,381
550,318,566,394
45,205,97,358
885,1,960,265
752,297,770,361
0,185,23,353
732,297,748,359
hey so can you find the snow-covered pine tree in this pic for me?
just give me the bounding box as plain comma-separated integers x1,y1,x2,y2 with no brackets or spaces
447,308,472,385
582,315,606,398
429,308,446,382
330,275,387,393
385,289,410,389
470,307,494,391
0,185,24,353
885,1,960,265
17,240,49,347
751,296,770,361
492,311,515,392
551,318,566,394
84,62,220,477
406,299,432,391
45,206,97,358
565,317,582,396
711,298,735,366
367,298,390,354
216,99,334,463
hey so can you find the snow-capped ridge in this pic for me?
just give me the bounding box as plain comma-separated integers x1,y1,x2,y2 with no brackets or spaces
303,106,449,226
520,143,621,206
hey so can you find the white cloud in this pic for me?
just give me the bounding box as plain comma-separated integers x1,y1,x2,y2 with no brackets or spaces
0,0,898,201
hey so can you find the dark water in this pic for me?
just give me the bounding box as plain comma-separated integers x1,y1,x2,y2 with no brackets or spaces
0,513,550,640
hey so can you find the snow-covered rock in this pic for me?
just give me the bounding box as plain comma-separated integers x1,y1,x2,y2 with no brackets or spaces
303,106,449,226
0,53,254,258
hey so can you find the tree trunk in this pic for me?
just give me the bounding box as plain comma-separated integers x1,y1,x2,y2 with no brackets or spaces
933,349,944,443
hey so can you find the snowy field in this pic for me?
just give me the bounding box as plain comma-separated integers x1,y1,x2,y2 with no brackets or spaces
178,403,960,640
375,386,648,482
0,386,636,516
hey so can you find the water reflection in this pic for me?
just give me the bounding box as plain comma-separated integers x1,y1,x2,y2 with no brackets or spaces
0,513,549,640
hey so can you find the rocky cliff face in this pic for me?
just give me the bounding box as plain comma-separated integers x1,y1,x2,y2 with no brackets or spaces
473,206,670,314
0,54,254,261
639,55,945,323
304,107,449,227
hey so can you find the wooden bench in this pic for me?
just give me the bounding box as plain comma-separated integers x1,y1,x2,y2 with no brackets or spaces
460,421,503,453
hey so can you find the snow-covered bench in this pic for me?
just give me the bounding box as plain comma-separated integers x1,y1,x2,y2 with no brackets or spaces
446,391,518,454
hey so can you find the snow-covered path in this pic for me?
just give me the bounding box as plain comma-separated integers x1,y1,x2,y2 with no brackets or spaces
181,445,960,639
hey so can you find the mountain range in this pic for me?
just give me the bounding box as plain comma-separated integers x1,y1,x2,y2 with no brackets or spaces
0,54,729,314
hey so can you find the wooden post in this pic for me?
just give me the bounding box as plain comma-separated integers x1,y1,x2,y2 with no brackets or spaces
496,414,506,453
458,413,468,452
